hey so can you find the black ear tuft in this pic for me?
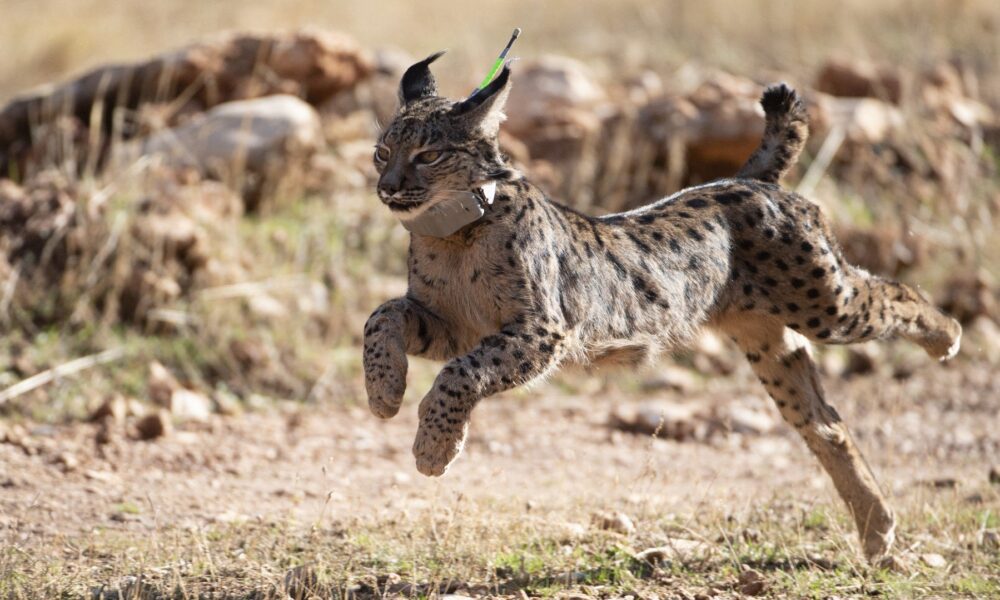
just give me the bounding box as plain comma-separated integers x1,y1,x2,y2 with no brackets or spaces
454,63,511,115
399,50,446,106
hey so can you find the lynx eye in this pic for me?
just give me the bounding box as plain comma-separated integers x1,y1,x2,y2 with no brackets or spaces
414,150,444,165
374,146,390,162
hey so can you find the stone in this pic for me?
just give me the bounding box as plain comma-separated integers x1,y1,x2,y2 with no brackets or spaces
737,567,767,596
836,224,925,278
634,539,708,563
990,465,1000,485
0,30,372,174
147,361,180,406
591,511,635,535
639,365,696,393
979,530,999,550
919,553,947,569
609,402,712,442
128,95,323,178
168,389,213,422
726,405,777,435
815,58,904,104
505,55,608,136
53,451,79,472
90,395,128,423
134,410,171,440
817,95,905,144
937,272,997,325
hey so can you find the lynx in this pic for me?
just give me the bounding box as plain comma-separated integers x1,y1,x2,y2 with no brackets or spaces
363,52,962,561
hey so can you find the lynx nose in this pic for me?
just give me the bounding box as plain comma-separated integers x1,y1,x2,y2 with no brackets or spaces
378,170,404,197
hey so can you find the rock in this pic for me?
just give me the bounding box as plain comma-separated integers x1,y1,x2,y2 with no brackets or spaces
817,95,905,144
640,71,765,185
836,225,925,278
90,395,128,423
815,58,904,104
609,402,712,442
876,554,911,572
247,294,288,319
634,539,708,563
558,522,588,542
0,168,245,329
212,388,243,416
737,567,767,596
938,272,997,325
134,410,171,440
979,530,999,550
967,317,1000,364
501,56,609,208
989,465,1000,485
918,478,958,490
1,424,39,455
919,553,947,569
843,346,879,377
127,95,323,180
83,470,120,484
147,361,180,406
168,389,213,422
52,451,79,472
0,29,372,174
639,365,696,393
691,330,737,375
505,55,608,135
591,511,635,535
726,405,777,435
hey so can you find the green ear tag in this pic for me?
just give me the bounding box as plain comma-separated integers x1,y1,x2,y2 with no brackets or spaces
472,27,521,94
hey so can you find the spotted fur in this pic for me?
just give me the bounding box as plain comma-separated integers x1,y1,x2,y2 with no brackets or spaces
363,57,962,562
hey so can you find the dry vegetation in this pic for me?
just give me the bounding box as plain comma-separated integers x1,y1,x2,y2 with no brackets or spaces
1,0,999,598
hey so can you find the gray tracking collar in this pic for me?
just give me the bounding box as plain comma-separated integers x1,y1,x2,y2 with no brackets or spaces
397,181,497,238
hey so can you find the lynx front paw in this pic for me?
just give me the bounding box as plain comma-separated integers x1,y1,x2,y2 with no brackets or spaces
412,419,468,476
363,336,408,419
412,392,470,476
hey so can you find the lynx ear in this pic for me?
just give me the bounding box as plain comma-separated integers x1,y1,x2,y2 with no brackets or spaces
453,64,512,137
398,50,446,106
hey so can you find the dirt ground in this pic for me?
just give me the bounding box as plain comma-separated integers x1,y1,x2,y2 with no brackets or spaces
2,354,997,597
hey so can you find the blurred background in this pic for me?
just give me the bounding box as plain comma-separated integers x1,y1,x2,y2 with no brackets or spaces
1,1,998,597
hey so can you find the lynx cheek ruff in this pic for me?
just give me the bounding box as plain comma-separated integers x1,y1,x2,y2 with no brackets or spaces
398,182,497,238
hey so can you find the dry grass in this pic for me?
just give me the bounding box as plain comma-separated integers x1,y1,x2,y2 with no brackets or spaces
2,476,997,598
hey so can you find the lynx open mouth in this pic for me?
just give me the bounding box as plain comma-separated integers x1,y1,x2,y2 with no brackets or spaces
395,181,496,238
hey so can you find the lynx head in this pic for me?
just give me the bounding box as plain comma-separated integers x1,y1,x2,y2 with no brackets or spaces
374,51,515,213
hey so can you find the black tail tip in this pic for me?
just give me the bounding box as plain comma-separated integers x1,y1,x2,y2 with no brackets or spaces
760,83,803,116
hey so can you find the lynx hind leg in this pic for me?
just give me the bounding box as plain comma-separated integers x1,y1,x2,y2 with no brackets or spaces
716,314,896,562
735,206,961,361
788,266,962,362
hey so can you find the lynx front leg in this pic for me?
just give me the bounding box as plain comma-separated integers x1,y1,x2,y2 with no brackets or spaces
716,314,896,563
363,297,457,419
412,322,567,476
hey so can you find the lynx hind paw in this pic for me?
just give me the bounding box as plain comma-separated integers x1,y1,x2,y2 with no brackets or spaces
941,329,961,362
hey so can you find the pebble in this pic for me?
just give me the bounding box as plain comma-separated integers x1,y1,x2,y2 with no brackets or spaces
737,567,767,596
134,411,171,440
591,511,635,535
920,553,947,569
